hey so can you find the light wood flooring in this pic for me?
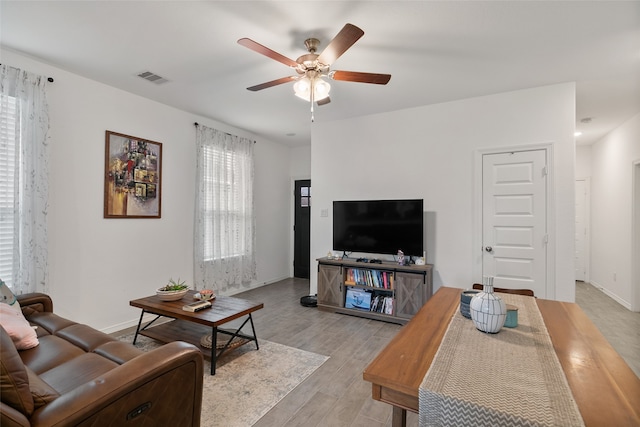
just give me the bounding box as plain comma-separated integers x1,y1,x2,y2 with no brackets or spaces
225,278,640,427
227,278,407,427
118,279,640,426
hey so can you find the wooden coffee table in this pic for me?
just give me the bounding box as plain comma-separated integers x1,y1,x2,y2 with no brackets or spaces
130,290,263,375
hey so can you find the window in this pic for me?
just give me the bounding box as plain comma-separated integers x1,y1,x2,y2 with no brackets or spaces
0,94,18,286
0,64,50,295
202,145,251,261
194,124,255,291
300,186,310,207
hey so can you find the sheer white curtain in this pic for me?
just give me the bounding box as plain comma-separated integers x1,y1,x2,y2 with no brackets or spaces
194,125,256,293
0,65,51,294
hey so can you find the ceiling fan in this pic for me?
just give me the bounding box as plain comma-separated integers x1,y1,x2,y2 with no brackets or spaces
238,23,391,121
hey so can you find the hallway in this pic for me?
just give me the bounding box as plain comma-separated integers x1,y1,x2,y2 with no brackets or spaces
575,281,640,377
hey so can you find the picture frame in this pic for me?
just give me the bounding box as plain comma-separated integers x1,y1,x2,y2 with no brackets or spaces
104,130,162,218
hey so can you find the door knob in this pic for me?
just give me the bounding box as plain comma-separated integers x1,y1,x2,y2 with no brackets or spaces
485,246,493,253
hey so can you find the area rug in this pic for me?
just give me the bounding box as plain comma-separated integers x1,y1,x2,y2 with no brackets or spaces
117,333,329,426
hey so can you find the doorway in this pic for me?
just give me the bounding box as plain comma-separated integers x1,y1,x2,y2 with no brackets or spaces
294,179,311,279
482,149,548,298
575,179,589,282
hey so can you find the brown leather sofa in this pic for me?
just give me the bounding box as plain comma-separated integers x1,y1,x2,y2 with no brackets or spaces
1,293,203,427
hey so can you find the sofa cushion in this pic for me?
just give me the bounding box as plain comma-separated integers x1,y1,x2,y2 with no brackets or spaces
39,353,118,395
94,340,144,364
55,323,115,352
33,324,51,338
25,366,59,409
0,326,34,416
0,303,39,350
25,311,76,335
19,335,85,375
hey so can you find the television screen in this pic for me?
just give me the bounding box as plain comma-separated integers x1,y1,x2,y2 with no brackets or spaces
333,199,424,256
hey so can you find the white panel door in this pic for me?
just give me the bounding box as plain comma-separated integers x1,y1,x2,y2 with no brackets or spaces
483,150,547,297
575,180,587,281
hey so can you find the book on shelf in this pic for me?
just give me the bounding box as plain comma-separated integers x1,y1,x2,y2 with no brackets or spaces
372,270,380,288
346,268,394,289
384,297,394,315
369,294,394,315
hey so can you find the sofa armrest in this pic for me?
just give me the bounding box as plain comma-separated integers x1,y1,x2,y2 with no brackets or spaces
0,402,30,427
16,293,53,315
29,341,203,427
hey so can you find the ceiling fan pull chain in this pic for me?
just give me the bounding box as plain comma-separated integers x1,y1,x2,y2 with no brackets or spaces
310,78,315,122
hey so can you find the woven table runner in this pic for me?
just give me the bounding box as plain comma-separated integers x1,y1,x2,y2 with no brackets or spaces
419,293,584,427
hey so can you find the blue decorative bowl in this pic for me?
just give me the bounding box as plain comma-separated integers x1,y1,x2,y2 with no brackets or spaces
460,290,480,319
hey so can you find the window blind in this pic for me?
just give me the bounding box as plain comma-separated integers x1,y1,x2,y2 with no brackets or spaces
0,94,18,286
202,145,248,261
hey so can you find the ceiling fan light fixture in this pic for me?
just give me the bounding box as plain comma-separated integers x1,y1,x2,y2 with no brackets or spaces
315,79,331,99
293,78,311,100
293,76,330,102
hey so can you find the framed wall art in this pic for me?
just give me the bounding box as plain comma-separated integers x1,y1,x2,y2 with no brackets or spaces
104,130,162,218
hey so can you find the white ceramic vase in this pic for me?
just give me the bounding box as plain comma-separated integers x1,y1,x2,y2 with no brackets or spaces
470,276,506,333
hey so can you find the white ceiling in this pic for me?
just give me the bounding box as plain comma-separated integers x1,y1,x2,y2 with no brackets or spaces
1,1,639,147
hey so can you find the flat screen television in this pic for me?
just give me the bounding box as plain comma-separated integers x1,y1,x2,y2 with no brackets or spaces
333,199,424,256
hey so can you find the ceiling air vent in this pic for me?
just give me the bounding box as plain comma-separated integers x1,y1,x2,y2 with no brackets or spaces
137,71,169,84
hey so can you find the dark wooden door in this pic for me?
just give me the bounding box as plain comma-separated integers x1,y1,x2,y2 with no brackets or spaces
294,179,311,278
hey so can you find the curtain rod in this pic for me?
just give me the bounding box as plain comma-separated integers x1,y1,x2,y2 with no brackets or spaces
0,63,54,82
194,122,256,144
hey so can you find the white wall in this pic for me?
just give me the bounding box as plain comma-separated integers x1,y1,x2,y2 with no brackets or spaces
2,49,293,332
289,145,311,178
589,112,640,309
310,83,577,302
576,145,592,179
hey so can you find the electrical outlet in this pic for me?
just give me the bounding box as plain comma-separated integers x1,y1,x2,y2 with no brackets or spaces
613,272,617,281
320,208,328,217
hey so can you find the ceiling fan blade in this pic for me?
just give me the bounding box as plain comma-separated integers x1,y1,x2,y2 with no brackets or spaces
238,38,298,68
247,76,297,91
317,97,331,106
330,70,391,85
316,23,364,65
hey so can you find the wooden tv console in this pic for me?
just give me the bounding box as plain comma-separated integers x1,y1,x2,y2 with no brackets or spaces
316,257,433,325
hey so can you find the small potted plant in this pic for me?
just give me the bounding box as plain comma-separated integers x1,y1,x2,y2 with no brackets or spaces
156,278,189,301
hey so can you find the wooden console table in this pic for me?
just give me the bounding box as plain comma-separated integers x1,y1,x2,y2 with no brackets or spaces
363,286,640,426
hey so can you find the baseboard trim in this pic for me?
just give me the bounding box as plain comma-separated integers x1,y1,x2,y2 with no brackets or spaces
227,276,291,296
588,280,632,310
101,312,169,335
